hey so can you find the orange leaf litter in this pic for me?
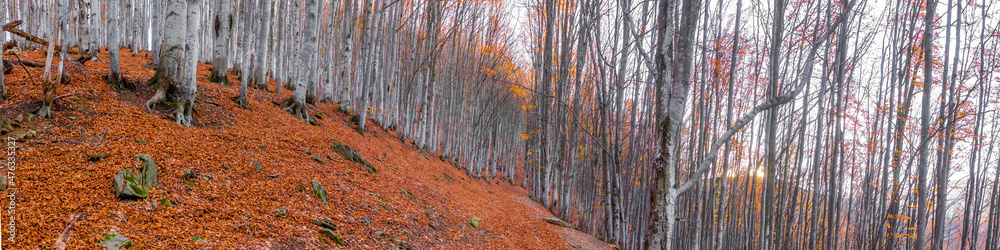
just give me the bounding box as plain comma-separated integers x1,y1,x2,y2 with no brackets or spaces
0,48,598,249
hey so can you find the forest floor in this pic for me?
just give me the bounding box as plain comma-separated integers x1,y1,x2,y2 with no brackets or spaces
0,48,610,249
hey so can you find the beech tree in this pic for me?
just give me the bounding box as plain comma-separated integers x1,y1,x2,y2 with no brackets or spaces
178,0,201,126
285,0,319,125
252,0,271,90
108,0,124,88
145,0,188,124
209,0,231,85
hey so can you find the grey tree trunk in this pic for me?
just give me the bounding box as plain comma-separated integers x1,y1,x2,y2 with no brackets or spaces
235,2,249,107
337,0,355,111
286,0,319,125
145,0,187,123
152,0,162,65
237,0,252,84
355,0,375,131
109,0,123,88
79,0,93,57
178,0,201,126
253,0,271,90
647,1,674,247
914,0,937,247
417,0,441,147
209,0,231,85
761,0,784,247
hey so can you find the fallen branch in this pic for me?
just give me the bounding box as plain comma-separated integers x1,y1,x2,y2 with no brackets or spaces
3,21,63,52
540,217,579,230
196,96,221,106
246,228,258,250
3,20,93,65
53,213,86,250
12,52,35,85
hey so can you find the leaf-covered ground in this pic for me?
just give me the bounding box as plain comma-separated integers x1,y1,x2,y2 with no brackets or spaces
0,49,607,249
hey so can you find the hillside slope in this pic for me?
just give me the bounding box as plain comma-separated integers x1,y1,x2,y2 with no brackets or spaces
0,49,605,249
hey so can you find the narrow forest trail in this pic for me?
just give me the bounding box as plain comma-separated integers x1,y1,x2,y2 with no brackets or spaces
0,49,605,249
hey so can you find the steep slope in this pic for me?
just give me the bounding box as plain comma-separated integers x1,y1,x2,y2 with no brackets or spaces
0,49,603,249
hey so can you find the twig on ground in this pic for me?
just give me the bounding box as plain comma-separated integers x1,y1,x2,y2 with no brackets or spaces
53,213,86,250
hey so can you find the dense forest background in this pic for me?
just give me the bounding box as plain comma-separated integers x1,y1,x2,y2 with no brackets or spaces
2,0,1000,249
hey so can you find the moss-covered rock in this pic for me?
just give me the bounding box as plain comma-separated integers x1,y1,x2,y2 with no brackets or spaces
331,139,377,174
101,233,135,249
303,151,326,165
112,155,159,199
0,117,14,134
134,154,158,188
319,228,344,245
113,169,149,199
311,218,337,230
311,180,329,205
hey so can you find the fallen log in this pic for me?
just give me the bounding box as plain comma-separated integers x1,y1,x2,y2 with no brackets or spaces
540,217,580,230
2,21,93,64
3,58,46,68
2,20,62,52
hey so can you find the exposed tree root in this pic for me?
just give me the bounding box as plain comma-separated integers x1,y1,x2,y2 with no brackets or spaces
175,99,194,127
144,86,168,114
144,69,188,127
36,105,52,118
282,98,318,126
208,67,230,86
38,70,64,118
107,72,124,90
233,96,249,110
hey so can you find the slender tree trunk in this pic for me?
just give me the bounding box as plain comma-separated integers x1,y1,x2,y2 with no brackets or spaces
761,0,785,247
178,0,201,126
108,0,123,88
915,0,937,247
286,0,319,125
253,0,271,90
152,0,162,65
338,0,356,111
417,0,441,148
647,0,676,248
209,0,231,85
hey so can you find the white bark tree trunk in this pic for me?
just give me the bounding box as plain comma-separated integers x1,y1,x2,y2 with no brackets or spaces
152,0,162,65
417,0,441,148
79,0,93,56
355,0,375,131
337,0,355,111
253,0,271,90
209,0,231,85
109,0,123,88
178,0,201,126
286,0,319,125
145,0,187,123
